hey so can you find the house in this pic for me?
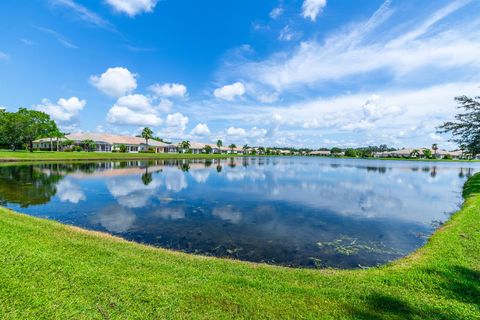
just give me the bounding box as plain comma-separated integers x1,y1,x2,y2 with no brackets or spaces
33,133,177,153
309,150,332,156
373,148,465,159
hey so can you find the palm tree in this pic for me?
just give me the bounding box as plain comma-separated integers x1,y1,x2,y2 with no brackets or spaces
178,140,190,153
243,144,249,154
216,139,223,153
410,149,420,158
229,143,236,153
432,143,438,157
141,127,153,146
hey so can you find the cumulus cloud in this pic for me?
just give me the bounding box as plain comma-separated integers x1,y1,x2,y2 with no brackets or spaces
227,126,247,137
214,82,245,101
302,0,327,22
56,179,86,203
149,83,187,98
165,112,189,130
105,94,170,126
190,123,210,136
91,205,136,233
105,0,158,16
33,96,86,122
157,112,189,139
90,67,137,98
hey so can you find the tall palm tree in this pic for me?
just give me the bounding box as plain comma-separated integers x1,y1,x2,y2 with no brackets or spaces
178,140,190,153
432,143,438,157
229,143,236,153
216,139,223,153
243,144,249,154
141,127,154,146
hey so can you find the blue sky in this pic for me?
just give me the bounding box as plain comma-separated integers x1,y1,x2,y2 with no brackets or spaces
1,0,479,149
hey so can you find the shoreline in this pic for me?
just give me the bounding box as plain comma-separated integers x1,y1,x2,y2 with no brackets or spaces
0,150,479,163
0,173,478,318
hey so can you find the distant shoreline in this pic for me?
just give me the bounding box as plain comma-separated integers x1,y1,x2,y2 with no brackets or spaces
0,151,479,163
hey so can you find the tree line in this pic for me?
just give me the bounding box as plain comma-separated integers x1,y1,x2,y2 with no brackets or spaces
0,108,60,152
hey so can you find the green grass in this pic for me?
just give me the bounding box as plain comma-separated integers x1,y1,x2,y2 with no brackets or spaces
0,150,233,162
0,175,479,319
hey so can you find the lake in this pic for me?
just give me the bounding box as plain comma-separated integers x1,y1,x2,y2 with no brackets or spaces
0,157,477,268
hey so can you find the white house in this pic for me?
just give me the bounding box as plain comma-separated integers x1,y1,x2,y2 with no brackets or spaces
33,133,177,153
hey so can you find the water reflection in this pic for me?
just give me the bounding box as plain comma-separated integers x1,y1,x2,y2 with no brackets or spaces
0,158,478,269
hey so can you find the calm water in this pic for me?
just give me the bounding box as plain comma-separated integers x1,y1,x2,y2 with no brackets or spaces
1,157,477,268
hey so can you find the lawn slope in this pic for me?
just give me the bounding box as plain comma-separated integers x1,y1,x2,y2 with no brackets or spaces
0,175,479,319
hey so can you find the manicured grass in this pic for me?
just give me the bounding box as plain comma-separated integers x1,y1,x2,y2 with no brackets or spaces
0,150,233,162
0,176,479,319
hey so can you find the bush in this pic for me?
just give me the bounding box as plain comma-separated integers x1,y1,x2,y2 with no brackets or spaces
444,154,453,160
139,150,155,153
118,144,128,153
73,146,82,152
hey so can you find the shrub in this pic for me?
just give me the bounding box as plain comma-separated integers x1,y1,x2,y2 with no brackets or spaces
444,154,453,160
139,150,155,154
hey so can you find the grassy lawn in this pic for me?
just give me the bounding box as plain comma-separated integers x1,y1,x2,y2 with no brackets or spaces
0,150,233,161
0,176,479,319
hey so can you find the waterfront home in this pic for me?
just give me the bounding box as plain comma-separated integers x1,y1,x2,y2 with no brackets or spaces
33,133,177,153
309,150,332,156
177,141,245,154
373,148,464,159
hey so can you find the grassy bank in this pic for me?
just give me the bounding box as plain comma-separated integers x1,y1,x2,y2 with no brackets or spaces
0,150,233,162
0,176,479,319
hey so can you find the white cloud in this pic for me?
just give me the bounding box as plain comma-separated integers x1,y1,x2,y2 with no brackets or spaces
105,93,170,126
92,205,136,233
165,112,189,130
90,67,137,98
269,7,283,19
214,82,246,101
149,83,187,98
190,123,210,136
227,126,247,137
56,179,86,203
33,96,86,122
229,1,479,91
106,105,163,126
105,0,158,16
302,0,327,22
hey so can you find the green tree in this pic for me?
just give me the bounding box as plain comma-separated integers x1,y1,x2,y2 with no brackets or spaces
118,144,128,153
423,149,432,159
345,149,357,157
331,147,342,154
438,95,480,156
178,141,191,153
243,144,249,154
204,145,213,154
16,108,55,152
229,144,237,153
216,139,223,149
81,139,96,152
410,149,420,158
141,127,154,146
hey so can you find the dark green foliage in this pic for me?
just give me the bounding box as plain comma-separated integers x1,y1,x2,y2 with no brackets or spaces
345,149,357,157
0,108,56,151
438,95,480,156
